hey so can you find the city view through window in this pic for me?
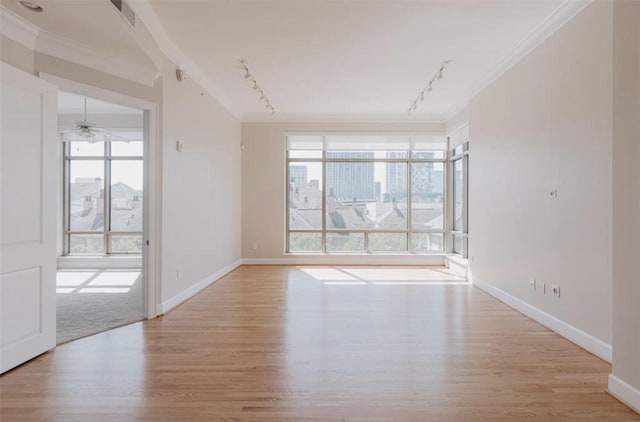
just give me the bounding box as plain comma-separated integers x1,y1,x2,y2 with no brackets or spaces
65,139,143,254
287,135,447,253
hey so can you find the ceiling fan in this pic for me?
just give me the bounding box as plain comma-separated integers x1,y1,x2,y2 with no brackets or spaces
59,97,131,143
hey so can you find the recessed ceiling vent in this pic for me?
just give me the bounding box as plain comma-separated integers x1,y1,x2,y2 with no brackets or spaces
108,0,135,28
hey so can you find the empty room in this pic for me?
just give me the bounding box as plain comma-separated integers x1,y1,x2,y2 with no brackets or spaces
0,0,638,420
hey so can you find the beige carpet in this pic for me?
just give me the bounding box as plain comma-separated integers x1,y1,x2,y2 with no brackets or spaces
56,269,143,344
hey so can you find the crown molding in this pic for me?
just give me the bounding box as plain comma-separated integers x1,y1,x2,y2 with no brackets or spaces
0,6,38,50
126,0,243,120
445,0,593,123
0,6,158,87
35,30,159,87
243,111,446,124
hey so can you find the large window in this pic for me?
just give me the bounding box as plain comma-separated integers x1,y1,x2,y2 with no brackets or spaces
450,141,469,257
287,134,447,253
64,138,143,255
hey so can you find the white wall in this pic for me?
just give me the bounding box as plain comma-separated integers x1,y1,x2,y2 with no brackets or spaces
467,2,613,351
241,121,445,264
610,0,640,411
160,61,242,304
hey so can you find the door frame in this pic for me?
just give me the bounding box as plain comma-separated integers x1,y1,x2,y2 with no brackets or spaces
40,73,161,319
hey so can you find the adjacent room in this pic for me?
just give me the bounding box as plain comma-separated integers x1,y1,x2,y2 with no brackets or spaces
0,0,638,420
56,92,145,344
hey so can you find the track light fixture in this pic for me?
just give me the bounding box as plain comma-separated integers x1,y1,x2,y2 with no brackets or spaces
239,59,275,116
407,60,451,116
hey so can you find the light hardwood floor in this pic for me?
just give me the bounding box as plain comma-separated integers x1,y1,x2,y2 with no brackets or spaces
1,265,638,421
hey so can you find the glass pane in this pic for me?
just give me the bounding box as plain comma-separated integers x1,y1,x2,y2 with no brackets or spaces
411,150,445,160
453,235,463,255
411,162,444,231
289,162,322,230
453,159,464,231
410,233,444,252
288,232,322,252
326,161,374,230
69,160,105,231
110,160,143,231
368,233,407,252
111,139,143,156
69,234,104,254
68,141,105,157
325,161,408,230
111,235,143,254
326,232,364,252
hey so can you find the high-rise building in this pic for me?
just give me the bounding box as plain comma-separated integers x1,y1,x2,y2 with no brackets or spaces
325,152,375,201
289,165,308,190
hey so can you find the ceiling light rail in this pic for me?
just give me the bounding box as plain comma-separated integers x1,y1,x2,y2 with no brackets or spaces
239,59,275,116
407,60,451,117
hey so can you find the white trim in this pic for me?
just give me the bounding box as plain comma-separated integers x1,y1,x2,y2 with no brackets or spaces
35,31,158,87
447,0,593,120
0,7,158,87
0,6,38,50
39,73,156,111
608,374,640,414
127,0,242,120
244,112,446,124
471,277,612,362
40,73,162,319
159,259,242,314
242,255,446,266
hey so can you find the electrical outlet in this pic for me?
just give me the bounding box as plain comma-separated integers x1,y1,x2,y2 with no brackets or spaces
530,279,536,291
551,284,560,298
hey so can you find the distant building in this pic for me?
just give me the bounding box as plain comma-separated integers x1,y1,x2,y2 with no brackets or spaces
326,152,374,201
289,165,308,190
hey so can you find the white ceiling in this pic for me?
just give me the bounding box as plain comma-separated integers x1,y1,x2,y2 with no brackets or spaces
148,0,564,120
3,0,570,121
0,0,157,78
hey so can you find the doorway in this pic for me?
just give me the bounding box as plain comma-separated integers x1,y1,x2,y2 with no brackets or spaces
55,91,146,344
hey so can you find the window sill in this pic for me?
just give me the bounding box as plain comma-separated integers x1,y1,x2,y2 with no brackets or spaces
57,255,142,270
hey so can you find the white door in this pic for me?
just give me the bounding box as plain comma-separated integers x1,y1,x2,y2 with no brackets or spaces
1,63,58,373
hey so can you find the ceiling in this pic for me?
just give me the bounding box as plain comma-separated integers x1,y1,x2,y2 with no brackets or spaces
3,0,568,121
58,91,142,115
0,0,157,79
147,0,564,120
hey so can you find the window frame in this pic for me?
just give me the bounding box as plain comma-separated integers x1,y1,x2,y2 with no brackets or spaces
449,141,469,258
63,140,143,255
286,133,448,254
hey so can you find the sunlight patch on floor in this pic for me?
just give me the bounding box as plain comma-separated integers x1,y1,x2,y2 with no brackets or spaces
297,266,467,285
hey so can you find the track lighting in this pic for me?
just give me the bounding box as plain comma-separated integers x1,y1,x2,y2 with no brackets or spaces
239,59,275,116
407,60,451,116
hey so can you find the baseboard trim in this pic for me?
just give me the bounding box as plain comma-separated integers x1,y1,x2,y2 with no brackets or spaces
159,259,242,314
472,277,612,362
241,255,446,266
608,374,640,414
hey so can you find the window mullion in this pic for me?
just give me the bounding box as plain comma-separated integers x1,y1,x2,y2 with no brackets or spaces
321,140,327,253
104,142,110,255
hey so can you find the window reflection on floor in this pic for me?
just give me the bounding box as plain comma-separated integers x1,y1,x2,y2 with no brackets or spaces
56,270,140,294
297,266,467,285
56,269,143,344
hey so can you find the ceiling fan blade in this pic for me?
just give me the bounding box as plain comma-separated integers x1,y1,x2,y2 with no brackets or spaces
103,131,132,143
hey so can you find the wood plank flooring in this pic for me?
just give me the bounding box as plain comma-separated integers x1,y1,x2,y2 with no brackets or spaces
1,265,638,421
